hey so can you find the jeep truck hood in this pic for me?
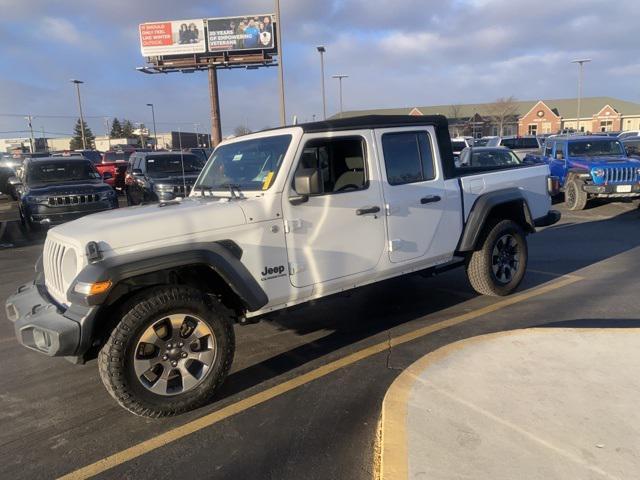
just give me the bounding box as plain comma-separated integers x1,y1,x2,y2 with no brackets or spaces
50,197,247,252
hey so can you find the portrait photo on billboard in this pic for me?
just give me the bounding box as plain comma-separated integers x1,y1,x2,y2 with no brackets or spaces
139,19,206,57
207,15,276,53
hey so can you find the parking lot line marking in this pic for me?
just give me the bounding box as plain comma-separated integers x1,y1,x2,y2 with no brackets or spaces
58,274,582,480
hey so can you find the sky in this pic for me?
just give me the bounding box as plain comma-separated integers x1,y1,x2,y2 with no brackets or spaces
0,0,638,140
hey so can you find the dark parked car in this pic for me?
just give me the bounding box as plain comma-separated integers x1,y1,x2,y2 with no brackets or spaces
12,157,118,229
188,147,213,163
456,146,523,169
125,151,205,205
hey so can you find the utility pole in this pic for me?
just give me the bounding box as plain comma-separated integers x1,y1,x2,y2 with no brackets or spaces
41,126,47,152
208,67,222,146
70,79,87,149
25,115,35,153
275,0,286,126
571,59,591,134
146,104,158,150
316,46,327,120
104,117,111,149
332,74,349,118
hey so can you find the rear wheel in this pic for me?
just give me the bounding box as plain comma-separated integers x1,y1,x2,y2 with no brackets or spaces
564,179,588,211
466,219,528,296
98,286,235,417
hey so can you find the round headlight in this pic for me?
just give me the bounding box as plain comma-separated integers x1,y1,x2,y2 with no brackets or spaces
61,248,78,285
592,168,605,178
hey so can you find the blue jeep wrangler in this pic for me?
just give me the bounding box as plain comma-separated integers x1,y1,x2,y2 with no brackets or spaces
526,135,640,210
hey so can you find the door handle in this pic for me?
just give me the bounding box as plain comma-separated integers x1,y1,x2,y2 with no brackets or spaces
356,206,381,216
420,195,441,204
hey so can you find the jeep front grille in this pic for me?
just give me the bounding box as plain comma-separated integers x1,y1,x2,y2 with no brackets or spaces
48,194,101,206
603,167,638,184
172,185,192,197
43,238,68,304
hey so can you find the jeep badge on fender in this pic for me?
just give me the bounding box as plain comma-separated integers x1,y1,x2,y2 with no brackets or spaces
261,265,286,279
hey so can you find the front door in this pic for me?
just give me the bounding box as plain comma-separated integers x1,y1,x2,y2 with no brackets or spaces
375,127,454,264
282,132,386,288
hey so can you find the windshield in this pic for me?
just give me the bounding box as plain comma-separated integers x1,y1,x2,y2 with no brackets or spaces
568,140,625,157
27,160,100,185
451,141,466,151
146,154,204,177
104,151,134,162
195,135,292,191
474,138,490,146
471,149,521,167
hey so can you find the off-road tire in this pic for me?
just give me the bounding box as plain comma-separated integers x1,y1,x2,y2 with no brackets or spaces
466,219,528,297
98,286,235,417
564,179,588,211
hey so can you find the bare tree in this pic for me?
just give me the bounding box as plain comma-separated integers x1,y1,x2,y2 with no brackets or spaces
449,104,463,136
486,96,519,136
233,125,252,137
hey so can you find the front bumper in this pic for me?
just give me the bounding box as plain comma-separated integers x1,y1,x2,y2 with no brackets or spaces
28,202,117,226
583,183,640,197
5,275,97,359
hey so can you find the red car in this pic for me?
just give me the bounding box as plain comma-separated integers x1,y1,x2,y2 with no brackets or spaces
98,149,136,191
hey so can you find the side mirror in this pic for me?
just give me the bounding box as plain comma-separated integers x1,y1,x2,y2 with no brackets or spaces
290,168,322,205
8,176,21,186
102,172,113,180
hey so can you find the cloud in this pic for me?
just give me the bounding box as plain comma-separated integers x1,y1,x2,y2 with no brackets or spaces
38,17,82,44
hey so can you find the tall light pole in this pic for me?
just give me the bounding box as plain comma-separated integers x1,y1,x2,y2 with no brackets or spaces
275,0,286,126
194,123,201,147
70,79,87,149
571,59,591,134
146,103,158,150
316,46,327,120
25,115,35,153
332,74,349,118
103,117,111,150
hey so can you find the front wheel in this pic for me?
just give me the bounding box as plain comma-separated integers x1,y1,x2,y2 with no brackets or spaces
564,179,588,211
98,286,235,417
466,219,528,296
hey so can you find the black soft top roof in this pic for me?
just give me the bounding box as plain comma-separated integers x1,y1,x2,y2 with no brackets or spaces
297,114,455,178
298,114,449,133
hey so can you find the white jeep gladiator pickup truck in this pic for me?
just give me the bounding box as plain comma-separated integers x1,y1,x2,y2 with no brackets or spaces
6,115,559,416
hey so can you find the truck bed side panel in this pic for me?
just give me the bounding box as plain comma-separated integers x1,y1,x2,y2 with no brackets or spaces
459,165,551,223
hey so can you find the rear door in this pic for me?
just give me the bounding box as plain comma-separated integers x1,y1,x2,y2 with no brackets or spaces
282,131,386,288
549,141,567,184
375,127,460,264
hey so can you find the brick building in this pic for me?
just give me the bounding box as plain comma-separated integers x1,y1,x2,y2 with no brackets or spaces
339,97,640,137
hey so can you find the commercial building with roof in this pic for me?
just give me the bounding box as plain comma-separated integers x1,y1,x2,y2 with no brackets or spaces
337,97,640,138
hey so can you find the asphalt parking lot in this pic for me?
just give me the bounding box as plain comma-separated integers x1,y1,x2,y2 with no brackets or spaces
0,199,639,480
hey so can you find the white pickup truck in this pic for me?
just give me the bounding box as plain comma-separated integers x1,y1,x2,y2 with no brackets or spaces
6,115,559,417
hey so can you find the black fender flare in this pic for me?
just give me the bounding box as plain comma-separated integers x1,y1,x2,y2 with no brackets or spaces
457,188,535,252
67,241,268,312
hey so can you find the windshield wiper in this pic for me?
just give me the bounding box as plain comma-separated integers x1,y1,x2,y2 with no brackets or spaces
219,183,243,199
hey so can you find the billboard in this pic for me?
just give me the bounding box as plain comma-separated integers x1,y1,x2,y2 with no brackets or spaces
207,14,276,53
139,19,206,56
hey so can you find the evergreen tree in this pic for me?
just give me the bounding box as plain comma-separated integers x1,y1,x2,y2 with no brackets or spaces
69,118,95,150
121,119,135,138
110,118,123,138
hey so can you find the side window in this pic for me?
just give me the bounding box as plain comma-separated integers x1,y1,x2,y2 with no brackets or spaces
554,143,565,160
545,142,553,157
501,138,516,149
382,131,436,186
295,137,367,194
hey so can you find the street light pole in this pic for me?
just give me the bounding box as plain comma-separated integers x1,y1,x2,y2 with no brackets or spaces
194,123,200,147
25,115,35,153
332,74,349,118
70,79,87,149
146,103,158,150
104,117,111,150
571,59,591,134
316,46,327,120
275,0,286,126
